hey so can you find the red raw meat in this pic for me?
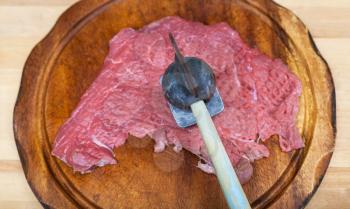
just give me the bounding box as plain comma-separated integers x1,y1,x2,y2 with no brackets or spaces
52,16,303,183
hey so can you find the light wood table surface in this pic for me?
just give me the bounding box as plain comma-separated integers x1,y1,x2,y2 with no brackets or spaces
0,0,349,208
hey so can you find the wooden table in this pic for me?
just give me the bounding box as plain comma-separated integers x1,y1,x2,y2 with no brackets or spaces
0,0,349,208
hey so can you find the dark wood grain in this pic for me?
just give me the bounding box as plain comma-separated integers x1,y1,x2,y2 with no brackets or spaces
13,0,336,208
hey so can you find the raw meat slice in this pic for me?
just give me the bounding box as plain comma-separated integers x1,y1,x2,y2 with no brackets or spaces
52,16,303,183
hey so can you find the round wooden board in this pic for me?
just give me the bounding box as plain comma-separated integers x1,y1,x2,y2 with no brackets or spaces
13,0,336,208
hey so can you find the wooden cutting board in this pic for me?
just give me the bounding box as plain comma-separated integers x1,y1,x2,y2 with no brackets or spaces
13,0,336,208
